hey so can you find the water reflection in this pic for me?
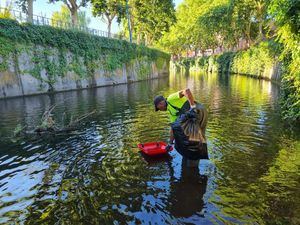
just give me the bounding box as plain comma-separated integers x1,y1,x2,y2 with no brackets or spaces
0,72,299,225
169,159,208,219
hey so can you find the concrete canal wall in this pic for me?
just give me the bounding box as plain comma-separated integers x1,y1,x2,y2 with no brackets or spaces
0,19,169,99
0,48,169,98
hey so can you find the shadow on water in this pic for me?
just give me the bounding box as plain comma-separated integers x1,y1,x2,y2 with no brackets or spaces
168,159,208,219
0,73,299,224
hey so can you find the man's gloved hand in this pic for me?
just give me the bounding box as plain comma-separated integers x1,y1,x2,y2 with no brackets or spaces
191,104,197,109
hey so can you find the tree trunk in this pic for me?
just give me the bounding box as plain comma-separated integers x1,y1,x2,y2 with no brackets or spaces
256,1,265,41
105,14,115,38
27,0,33,23
145,34,151,45
107,19,112,38
258,20,265,40
71,9,78,26
137,33,141,44
246,20,252,47
126,0,132,43
199,47,203,56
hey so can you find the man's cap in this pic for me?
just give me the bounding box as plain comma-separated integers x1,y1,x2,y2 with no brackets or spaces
153,95,165,111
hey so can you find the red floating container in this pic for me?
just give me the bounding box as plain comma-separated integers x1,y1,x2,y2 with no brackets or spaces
137,142,173,156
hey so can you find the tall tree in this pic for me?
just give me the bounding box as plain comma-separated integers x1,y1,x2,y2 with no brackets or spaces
228,0,270,44
157,0,270,55
51,5,91,28
157,0,222,55
198,4,231,51
49,0,89,26
16,0,34,22
254,0,269,40
91,0,126,37
130,0,176,45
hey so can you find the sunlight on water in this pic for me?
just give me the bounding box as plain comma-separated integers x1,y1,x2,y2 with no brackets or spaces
0,72,299,224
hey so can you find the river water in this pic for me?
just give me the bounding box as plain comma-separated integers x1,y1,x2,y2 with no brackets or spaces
0,72,299,224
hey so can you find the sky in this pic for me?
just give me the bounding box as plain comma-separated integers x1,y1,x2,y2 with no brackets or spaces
0,0,183,34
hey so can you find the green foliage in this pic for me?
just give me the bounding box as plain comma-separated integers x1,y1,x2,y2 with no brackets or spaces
0,36,15,71
175,41,281,77
0,3,13,19
155,57,165,70
137,61,151,79
198,3,231,49
51,5,91,28
197,56,210,68
159,0,298,122
91,0,125,23
58,49,68,76
173,58,195,71
227,0,269,43
231,41,280,77
0,18,169,86
268,0,300,121
157,0,271,55
216,52,236,72
49,0,90,7
122,0,176,45
103,54,122,71
157,0,211,54
49,0,90,26
27,47,62,88
91,0,126,37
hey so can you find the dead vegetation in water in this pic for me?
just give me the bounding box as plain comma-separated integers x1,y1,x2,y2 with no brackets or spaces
13,104,96,138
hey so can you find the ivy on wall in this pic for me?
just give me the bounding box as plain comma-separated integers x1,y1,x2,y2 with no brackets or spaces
0,36,15,71
231,41,281,78
0,18,169,85
173,41,281,80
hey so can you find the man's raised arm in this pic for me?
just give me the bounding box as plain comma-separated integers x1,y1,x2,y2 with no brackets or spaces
179,88,196,108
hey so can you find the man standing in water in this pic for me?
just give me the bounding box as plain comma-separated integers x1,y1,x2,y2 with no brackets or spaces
154,89,208,167
153,88,196,148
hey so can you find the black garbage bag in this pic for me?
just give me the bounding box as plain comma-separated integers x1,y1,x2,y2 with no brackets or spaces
171,104,209,160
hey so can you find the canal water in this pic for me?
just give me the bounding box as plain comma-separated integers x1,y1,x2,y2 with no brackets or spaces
0,72,299,224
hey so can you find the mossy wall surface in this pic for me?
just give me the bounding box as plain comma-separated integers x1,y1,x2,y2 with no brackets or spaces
0,19,169,98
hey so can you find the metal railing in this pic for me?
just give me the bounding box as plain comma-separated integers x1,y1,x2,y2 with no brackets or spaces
0,7,128,41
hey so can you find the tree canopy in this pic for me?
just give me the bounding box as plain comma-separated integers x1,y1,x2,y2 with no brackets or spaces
51,5,91,28
91,0,126,37
156,0,274,55
49,0,90,25
119,0,176,45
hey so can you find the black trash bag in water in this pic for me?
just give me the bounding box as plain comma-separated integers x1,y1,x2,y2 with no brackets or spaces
171,103,209,160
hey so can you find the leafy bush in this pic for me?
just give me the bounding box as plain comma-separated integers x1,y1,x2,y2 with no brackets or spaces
216,52,236,72
172,57,195,70
197,56,209,68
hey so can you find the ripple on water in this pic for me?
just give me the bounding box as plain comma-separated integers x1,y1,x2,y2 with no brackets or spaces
0,74,299,224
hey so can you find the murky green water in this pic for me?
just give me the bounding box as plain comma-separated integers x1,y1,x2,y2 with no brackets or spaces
0,72,299,225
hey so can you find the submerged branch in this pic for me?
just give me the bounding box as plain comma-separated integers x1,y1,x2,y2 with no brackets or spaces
14,107,97,138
